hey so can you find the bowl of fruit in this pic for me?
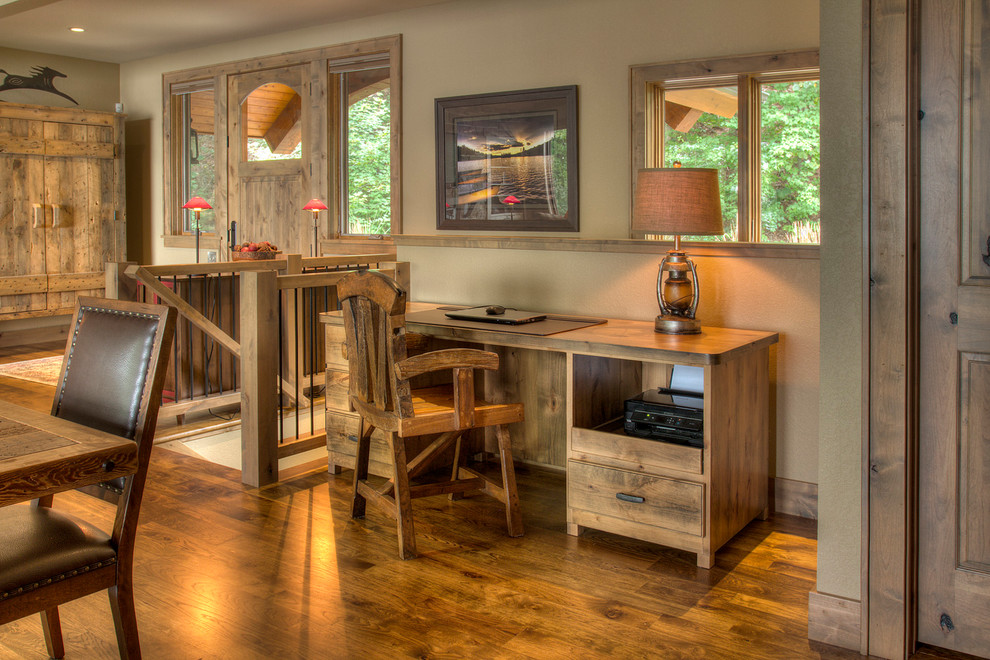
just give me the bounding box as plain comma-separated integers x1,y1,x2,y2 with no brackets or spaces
231,241,280,260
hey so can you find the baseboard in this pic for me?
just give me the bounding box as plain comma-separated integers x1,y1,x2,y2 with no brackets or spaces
807,591,861,651
774,477,818,519
0,321,70,348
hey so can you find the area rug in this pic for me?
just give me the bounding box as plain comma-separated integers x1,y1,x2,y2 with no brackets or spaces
0,356,63,386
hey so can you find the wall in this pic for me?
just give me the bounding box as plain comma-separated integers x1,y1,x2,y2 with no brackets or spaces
0,46,118,112
817,0,864,603
118,1,822,492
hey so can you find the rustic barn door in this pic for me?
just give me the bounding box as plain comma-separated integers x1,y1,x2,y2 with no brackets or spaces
43,120,119,312
228,66,312,254
0,116,47,315
918,0,990,654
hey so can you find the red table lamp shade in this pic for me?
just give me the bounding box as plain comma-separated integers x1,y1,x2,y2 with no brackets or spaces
182,196,212,211
303,199,328,211
503,195,521,205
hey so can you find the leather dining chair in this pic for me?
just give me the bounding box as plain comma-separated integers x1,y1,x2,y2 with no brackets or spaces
338,270,524,559
0,296,176,659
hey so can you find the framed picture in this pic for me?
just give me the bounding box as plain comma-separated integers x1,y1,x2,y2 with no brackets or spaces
435,85,578,232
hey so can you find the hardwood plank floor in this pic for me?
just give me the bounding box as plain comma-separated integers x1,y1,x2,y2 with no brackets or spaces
0,344,976,659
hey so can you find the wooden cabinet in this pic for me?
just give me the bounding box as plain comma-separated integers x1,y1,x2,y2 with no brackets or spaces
0,103,125,318
566,347,773,569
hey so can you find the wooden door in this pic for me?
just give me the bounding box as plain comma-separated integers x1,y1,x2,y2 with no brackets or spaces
918,0,990,654
0,116,48,315
43,120,119,313
228,66,311,254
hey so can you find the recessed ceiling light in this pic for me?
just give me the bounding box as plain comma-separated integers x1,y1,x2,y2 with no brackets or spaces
69,27,84,32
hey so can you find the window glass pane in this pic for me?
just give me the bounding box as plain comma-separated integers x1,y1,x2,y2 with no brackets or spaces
760,80,820,244
180,89,216,233
343,68,391,235
243,83,302,162
663,85,738,241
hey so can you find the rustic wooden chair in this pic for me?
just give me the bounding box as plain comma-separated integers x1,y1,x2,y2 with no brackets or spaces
338,270,524,559
0,296,176,659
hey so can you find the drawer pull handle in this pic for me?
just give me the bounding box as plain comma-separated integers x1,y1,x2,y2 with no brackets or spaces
616,492,645,504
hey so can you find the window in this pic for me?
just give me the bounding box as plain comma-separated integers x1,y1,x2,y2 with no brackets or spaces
168,81,217,235
631,50,819,245
162,36,401,251
331,56,394,237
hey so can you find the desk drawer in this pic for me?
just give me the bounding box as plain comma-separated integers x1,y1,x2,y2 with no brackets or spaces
567,460,703,537
571,424,702,475
324,325,348,369
326,411,394,476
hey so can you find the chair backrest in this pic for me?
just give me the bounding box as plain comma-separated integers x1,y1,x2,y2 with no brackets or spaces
51,296,176,543
337,271,413,431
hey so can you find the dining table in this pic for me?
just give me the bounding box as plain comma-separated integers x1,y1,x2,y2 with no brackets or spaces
0,400,138,507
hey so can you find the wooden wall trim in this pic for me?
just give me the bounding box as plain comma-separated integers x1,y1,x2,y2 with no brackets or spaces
867,0,921,658
394,234,820,260
774,477,817,519
808,591,863,651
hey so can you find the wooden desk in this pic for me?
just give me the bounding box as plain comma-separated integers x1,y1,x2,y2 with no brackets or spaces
0,401,138,507
323,303,778,567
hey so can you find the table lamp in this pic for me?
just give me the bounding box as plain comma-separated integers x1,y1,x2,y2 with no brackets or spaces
632,167,723,334
182,196,212,263
303,199,328,257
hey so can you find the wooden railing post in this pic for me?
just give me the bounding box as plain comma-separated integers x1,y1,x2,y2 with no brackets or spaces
383,261,411,299
105,261,137,301
240,269,279,487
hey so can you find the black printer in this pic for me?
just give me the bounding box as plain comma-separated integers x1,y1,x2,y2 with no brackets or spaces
623,388,704,448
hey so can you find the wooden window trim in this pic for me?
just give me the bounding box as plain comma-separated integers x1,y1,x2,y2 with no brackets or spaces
162,35,402,248
630,49,820,245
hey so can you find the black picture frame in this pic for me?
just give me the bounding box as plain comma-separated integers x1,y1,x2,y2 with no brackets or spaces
435,85,578,232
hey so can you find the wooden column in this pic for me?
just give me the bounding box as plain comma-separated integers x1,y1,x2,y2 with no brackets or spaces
240,269,279,487
868,0,920,657
105,262,137,301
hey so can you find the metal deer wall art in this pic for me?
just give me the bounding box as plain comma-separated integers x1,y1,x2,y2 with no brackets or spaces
0,66,78,104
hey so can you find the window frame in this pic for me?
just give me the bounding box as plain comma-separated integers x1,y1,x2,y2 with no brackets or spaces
330,53,398,238
162,35,401,251
630,49,819,246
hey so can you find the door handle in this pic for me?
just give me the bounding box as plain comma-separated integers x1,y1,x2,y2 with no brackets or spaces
51,205,62,228
32,203,43,228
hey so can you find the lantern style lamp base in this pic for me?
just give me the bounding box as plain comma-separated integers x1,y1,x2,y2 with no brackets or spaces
654,314,702,334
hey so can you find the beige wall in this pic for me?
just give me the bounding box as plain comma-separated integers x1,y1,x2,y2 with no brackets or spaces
119,0,832,569
0,46,118,112
817,0,864,601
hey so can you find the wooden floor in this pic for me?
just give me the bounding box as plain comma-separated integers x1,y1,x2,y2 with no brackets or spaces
0,343,976,659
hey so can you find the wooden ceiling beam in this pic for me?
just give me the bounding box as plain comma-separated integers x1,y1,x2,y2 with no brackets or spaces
263,93,302,154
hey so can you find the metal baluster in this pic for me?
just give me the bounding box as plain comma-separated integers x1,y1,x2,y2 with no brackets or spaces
202,275,209,398
172,276,179,405
277,291,284,444
294,288,300,441
309,286,316,437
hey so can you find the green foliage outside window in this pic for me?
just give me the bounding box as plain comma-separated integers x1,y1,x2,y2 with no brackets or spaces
346,88,391,235
760,80,820,243
660,79,820,244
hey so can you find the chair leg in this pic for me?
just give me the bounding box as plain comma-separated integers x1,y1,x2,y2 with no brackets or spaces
448,433,465,501
351,418,373,519
41,607,64,659
495,424,524,537
108,584,141,659
388,432,417,559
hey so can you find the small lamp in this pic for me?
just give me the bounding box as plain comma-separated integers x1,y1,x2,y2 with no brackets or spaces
632,167,723,334
303,199,328,257
182,196,212,263
503,194,520,221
